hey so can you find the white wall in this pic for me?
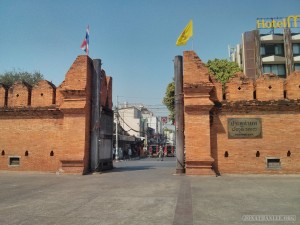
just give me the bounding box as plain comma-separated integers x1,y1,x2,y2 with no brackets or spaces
118,107,141,137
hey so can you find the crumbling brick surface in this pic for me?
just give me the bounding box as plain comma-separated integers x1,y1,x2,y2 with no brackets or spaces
31,80,56,107
0,83,7,107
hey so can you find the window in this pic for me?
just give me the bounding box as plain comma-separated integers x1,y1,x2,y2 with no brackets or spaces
274,45,283,55
9,157,20,166
263,64,286,78
260,46,265,55
266,158,281,169
260,44,284,56
263,65,271,73
293,43,300,56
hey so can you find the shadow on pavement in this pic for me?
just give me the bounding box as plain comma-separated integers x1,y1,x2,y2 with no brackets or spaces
110,165,155,173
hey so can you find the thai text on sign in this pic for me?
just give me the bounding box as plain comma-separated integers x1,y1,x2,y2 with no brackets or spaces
228,118,262,139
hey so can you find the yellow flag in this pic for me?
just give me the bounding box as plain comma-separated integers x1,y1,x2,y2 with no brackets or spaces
176,20,193,46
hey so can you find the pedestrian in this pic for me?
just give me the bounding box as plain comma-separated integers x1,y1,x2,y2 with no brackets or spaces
158,146,164,161
128,148,132,160
113,147,116,160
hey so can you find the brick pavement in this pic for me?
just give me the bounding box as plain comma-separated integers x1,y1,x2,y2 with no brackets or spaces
0,158,299,225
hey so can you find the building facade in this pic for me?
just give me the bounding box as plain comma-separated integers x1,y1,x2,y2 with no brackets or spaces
117,106,144,138
115,105,166,154
232,28,300,79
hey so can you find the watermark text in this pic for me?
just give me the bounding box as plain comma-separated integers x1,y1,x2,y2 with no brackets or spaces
242,215,296,222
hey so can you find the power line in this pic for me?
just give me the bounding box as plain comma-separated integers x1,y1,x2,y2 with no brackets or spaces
117,112,144,134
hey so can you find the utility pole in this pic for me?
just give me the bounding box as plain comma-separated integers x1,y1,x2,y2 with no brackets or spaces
145,122,148,155
115,96,119,160
174,55,185,174
90,59,101,171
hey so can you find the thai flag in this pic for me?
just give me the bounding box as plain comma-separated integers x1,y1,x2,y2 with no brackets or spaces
80,25,89,55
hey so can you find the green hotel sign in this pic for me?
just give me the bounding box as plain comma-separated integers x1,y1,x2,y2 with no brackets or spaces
256,15,300,29
228,118,262,139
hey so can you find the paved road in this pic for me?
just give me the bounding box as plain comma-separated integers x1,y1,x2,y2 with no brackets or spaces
0,157,299,225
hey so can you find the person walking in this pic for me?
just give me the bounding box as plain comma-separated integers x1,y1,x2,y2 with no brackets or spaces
158,146,164,161
128,148,132,160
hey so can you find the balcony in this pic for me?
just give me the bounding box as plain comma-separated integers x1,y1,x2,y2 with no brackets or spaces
292,34,300,41
260,34,284,43
262,55,286,64
294,55,300,62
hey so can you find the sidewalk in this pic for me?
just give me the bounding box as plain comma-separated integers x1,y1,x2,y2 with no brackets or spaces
0,158,299,225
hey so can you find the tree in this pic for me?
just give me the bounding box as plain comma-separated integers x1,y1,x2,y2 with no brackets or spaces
163,58,241,120
162,81,175,124
0,70,44,87
206,59,241,84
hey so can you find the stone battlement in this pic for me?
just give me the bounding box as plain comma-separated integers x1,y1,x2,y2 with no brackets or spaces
213,70,300,103
0,57,112,110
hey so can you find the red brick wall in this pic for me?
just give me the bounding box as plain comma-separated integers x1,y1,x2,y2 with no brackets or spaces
213,113,300,174
255,74,284,101
31,80,56,107
0,55,113,174
210,79,223,102
0,84,7,107
183,51,214,175
226,73,254,101
0,112,64,172
7,81,31,107
59,56,90,91
285,70,300,100
183,51,300,175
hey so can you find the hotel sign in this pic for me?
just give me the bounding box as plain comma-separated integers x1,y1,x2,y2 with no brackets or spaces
228,118,262,139
256,15,300,29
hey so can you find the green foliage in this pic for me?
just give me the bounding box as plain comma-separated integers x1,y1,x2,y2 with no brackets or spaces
206,59,241,84
162,81,175,123
0,70,44,87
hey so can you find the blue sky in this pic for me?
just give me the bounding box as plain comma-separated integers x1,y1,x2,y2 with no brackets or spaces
0,0,299,116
